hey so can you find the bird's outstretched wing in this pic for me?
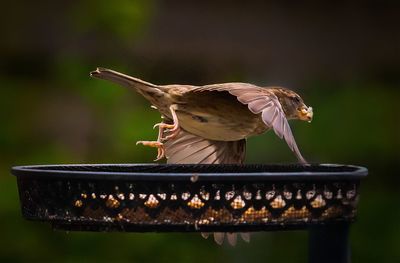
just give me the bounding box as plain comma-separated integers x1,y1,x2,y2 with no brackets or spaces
164,129,246,164
192,84,307,164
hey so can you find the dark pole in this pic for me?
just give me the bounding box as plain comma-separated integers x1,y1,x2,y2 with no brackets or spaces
308,223,350,263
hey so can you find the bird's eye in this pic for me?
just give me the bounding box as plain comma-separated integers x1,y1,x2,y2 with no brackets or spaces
293,96,300,103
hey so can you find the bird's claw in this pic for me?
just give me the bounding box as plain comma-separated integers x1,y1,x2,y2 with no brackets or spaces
154,147,165,161
163,127,180,140
153,122,175,130
136,141,165,161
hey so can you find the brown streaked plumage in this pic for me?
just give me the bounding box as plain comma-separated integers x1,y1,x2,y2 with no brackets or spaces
90,67,313,164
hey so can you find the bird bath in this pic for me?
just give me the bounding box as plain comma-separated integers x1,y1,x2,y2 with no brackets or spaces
12,163,367,263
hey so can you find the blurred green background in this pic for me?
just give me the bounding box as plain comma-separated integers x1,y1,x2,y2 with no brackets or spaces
1,0,399,262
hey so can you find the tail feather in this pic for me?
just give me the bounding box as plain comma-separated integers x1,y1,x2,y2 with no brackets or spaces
90,67,165,99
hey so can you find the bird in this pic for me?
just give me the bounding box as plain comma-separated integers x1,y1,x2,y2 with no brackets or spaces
90,67,313,165
90,67,313,245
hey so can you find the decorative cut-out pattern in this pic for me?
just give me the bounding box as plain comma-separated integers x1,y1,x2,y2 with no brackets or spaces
20,178,360,232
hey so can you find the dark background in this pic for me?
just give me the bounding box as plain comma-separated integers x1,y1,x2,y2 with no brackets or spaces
1,0,399,262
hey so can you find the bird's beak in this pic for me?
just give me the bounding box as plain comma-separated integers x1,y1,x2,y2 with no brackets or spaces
298,106,313,122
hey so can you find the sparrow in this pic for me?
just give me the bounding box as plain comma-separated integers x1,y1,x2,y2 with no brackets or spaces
90,67,313,165
90,67,313,246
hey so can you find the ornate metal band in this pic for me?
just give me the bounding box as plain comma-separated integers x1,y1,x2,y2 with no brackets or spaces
17,177,359,232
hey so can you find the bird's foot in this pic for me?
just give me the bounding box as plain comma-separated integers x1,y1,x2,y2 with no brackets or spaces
136,141,165,161
153,122,180,141
137,105,179,161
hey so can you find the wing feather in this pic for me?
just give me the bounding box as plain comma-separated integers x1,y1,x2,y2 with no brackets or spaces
190,84,307,164
170,140,215,163
164,129,246,164
166,134,204,157
248,99,273,114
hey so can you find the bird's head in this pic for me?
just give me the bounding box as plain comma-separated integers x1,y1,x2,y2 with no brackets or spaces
270,88,313,122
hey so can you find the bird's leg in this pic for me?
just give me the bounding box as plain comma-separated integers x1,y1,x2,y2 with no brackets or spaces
136,124,166,161
153,104,180,141
136,105,180,161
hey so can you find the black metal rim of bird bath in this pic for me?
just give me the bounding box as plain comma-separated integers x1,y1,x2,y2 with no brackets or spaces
12,163,367,233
